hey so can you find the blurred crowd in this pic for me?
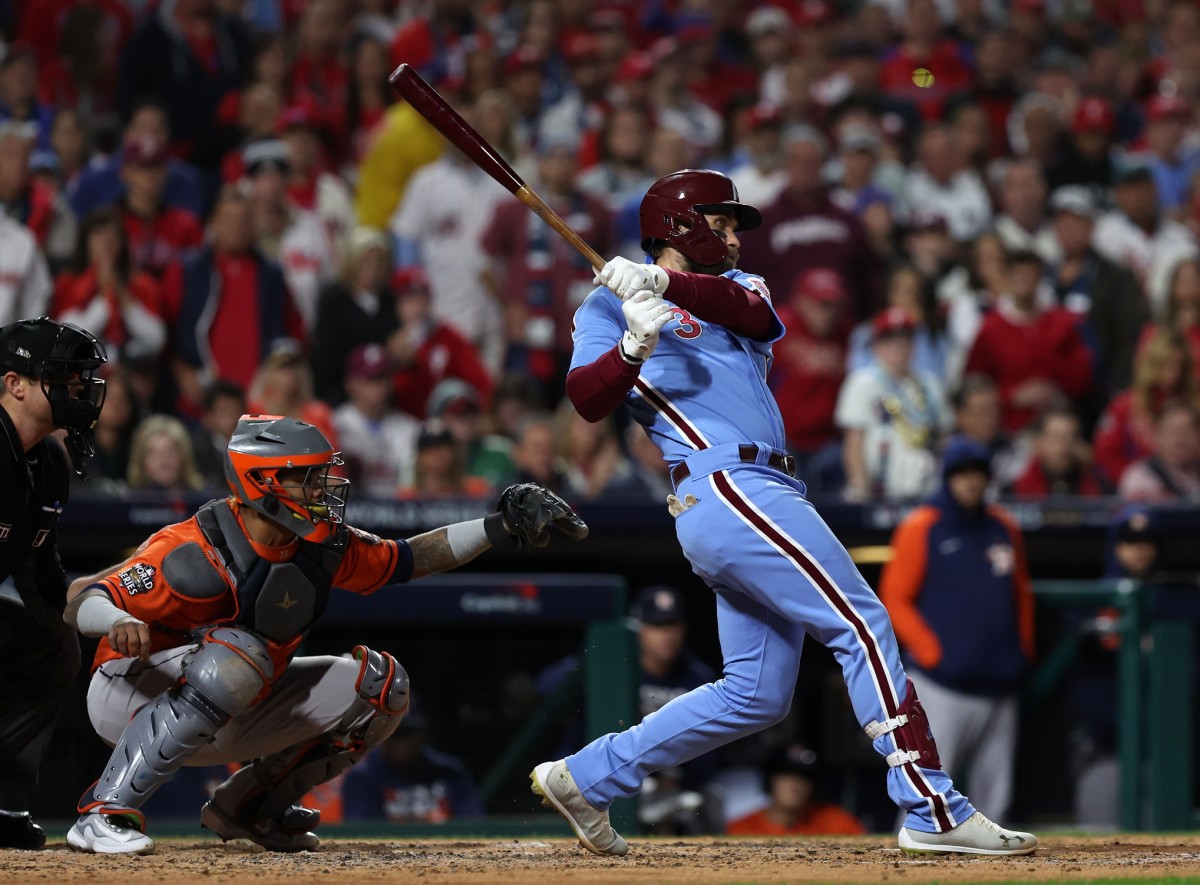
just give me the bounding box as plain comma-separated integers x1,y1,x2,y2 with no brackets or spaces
7,0,1200,505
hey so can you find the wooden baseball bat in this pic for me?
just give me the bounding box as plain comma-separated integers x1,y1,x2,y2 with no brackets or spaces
387,63,605,272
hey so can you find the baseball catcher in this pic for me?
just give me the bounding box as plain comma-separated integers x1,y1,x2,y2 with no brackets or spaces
63,414,586,854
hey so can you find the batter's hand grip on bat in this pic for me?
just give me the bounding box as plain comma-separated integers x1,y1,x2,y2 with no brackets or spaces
387,63,605,272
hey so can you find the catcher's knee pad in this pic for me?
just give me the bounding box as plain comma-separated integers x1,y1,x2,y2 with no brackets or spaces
864,677,943,770
345,644,410,747
80,628,274,821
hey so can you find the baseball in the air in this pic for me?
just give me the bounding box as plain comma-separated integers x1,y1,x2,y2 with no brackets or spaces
912,67,934,88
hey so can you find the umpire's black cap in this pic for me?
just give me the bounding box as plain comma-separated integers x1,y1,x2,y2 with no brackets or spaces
0,317,106,377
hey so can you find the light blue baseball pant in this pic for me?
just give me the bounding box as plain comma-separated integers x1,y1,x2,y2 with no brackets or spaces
566,451,974,834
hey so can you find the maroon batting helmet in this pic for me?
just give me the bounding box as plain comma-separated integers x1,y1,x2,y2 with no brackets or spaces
639,169,762,266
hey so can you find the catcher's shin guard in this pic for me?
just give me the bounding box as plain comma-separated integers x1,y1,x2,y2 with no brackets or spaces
864,677,943,770
79,628,273,821
210,645,409,827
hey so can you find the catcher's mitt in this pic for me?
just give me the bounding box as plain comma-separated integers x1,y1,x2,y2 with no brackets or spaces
493,483,589,548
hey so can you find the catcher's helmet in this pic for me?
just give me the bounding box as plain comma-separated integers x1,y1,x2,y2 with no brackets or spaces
224,415,349,543
0,317,107,470
639,169,762,266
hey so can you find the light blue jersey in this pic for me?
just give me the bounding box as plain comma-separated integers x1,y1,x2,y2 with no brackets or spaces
569,270,787,464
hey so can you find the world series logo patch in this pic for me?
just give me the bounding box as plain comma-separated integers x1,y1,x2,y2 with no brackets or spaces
118,562,157,596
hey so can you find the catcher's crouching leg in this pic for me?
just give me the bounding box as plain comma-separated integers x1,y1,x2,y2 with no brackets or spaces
203,645,409,852
68,628,274,854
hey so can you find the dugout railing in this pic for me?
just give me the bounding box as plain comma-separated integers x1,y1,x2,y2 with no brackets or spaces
1027,579,1196,831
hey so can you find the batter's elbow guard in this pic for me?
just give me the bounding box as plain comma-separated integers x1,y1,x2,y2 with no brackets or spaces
864,677,943,770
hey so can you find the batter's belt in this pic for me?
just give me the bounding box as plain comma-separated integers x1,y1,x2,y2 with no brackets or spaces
670,443,795,488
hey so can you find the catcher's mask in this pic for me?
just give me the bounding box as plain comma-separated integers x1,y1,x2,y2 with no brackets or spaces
0,317,108,476
639,169,762,266
224,415,349,543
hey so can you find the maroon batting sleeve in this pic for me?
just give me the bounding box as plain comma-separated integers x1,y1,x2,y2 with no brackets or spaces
664,271,781,340
566,345,641,422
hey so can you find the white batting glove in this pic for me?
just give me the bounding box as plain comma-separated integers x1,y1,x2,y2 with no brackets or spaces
595,256,669,300
620,290,674,363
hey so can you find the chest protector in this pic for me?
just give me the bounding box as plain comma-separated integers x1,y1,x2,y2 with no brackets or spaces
195,499,348,645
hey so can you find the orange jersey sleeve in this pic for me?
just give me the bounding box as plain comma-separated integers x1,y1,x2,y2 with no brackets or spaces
91,518,236,671
331,525,413,595
992,507,1036,660
878,506,943,671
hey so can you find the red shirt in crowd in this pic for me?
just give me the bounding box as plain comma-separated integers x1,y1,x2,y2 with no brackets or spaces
964,306,1093,433
1011,460,1107,498
770,306,850,452
1093,391,1156,486
879,42,974,121
392,324,494,420
52,268,164,347
121,204,204,279
209,253,262,390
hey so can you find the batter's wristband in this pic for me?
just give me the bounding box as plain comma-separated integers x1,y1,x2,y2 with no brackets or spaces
484,512,518,547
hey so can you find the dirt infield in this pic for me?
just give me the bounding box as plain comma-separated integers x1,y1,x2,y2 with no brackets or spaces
3,835,1200,885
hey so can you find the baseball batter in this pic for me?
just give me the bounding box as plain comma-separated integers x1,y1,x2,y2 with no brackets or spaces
530,170,1038,856
64,414,587,855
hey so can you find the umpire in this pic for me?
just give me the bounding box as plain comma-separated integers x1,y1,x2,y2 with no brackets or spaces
0,318,106,848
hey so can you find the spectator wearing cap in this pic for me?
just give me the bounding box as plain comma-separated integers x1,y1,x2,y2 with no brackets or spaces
70,97,205,221
1047,96,1119,193
242,138,334,334
726,743,865,836
342,701,484,823
612,51,655,113
168,185,302,410
829,123,894,219
1094,329,1197,486
727,106,787,211
390,99,513,371
745,6,793,110
848,264,950,379
333,343,420,494
1010,406,1108,497
0,43,54,152
428,378,516,492
771,268,853,489
1093,157,1193,290
965,249,1093,433
1066,506,1162,829
504,46,549,135
905,125,993,243
278,105,356,257
388,0,481,92
52,206,167,365
388,266,494,420
1048,185,1147,394
118,134,204,280
836,307,949,501
1118,399,1200,503
215,82,285,185
248,339,339,451
992,158,1058,264
116,0,253,172
0,119,76,270
1141,94,1200,215
878,0,974,122
312,226,400,405
738,126,880,321
401,420,492,498
675,14,759,118
482,136,612,397
880,436,1034,823
538,585,718,800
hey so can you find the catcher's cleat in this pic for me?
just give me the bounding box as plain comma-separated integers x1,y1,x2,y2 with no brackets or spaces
530,760,628,857
67,812,155,855
200,798,320,852
899,811,1037,856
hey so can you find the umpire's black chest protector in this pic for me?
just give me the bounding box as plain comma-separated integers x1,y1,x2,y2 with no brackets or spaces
194,499,347,644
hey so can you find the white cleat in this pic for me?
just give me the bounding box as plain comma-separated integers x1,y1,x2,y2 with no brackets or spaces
530,760,629,857
200,799,320,852
899,811,1037,856
67,812,155,855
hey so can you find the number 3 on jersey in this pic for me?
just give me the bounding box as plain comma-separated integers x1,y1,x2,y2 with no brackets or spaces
671,308,702,339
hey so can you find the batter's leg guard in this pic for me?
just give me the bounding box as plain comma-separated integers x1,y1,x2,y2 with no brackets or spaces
205,645,409,849
76,628,273,826
864,677,943,770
